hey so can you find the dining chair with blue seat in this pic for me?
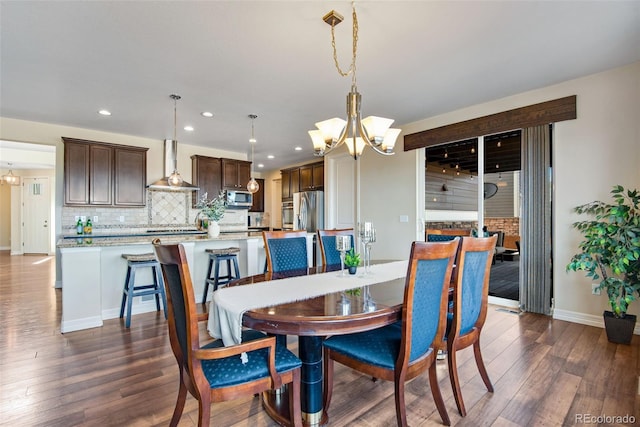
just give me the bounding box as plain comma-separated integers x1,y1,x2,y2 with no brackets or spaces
445,234,498,417
152,239,303,427
317,228,355,272
322,239,459,426
262,230,309,278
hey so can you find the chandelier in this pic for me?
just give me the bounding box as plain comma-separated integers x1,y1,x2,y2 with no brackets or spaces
1,163,21,186
308,2,400,159
246,114,259,194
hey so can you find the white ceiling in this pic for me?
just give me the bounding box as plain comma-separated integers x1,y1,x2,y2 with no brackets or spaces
1,1,639,172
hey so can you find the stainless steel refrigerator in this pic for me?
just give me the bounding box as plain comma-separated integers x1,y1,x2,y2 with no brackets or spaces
293,191,324,232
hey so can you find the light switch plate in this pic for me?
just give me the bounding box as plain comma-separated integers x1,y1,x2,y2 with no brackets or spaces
399,215,409,223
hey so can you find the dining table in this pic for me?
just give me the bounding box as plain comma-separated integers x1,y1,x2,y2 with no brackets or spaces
207,261,409,427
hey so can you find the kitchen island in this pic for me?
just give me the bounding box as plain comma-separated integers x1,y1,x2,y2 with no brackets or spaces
57,233,315,333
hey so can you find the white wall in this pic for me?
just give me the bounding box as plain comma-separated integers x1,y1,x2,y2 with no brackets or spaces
395,61,640,325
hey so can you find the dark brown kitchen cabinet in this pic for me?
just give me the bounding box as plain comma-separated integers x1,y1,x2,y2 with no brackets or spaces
299,161,324,191
64,140,90,205
89,144,113,205
249,178,265,212
281,167,300,201
221,159,251,190
191,155,222,207
114,147,146,206
63,137,147,207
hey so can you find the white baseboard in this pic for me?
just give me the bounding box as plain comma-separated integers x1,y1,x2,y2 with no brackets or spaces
61,316,103,333
0,246,9,250
488,295,520,309
553,308,640,335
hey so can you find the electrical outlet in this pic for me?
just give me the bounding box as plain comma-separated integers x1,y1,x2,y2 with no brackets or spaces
119,215,125,222
399,215,409,223
93,216,98,223
592,284,601,295
80,215,87,222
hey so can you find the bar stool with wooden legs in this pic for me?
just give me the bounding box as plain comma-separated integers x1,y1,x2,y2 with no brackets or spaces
202,247,241,304
119,253,167,328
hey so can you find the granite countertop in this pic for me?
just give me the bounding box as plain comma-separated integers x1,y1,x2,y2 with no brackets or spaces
57,232,259,248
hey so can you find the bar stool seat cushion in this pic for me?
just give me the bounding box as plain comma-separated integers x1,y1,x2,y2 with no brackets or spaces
206,247,241,255
122,253,157,262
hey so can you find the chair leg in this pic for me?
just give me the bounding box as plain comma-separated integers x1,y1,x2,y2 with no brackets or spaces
447,345,466,417
213,259,221,291
125,268,136,328
155,265,168,319
473,340,494,392
152,265,161,311
198,395,211,427
202,256,214,305
428,362,451,426
119,266,132,319
322,348,334,414
394,377,408,427
169,379,188,427
290,369,303,427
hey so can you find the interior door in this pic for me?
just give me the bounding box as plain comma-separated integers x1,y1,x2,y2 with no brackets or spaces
23,177,50,254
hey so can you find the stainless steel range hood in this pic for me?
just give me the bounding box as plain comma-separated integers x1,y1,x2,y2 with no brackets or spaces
147,139,199,191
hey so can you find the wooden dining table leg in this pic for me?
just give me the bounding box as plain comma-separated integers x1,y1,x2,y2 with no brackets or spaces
299,336,328,426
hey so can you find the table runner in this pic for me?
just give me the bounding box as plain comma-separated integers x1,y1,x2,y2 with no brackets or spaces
208,260,408,347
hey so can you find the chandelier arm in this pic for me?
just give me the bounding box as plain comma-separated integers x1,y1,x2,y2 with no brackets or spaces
369,145,396,156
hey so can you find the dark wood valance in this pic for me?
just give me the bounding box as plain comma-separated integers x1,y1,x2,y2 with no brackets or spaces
403,95,576,151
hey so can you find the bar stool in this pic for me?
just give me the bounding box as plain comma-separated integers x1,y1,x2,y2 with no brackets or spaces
203,247,241,304
119,253,167,328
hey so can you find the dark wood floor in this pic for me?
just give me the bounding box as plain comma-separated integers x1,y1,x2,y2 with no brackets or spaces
1,251,638,426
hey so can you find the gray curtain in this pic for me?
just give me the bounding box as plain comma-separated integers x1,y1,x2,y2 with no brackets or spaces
519,125,552,315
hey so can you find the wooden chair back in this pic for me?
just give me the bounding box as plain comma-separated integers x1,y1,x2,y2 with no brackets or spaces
262,230,309,277
317,228,355,272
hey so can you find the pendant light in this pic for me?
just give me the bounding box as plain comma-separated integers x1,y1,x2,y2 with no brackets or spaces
246,114,259,194
1,163,21,186
167,94,184,187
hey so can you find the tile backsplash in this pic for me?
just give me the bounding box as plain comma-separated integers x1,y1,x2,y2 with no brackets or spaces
61,190,253,233
62,190,198,231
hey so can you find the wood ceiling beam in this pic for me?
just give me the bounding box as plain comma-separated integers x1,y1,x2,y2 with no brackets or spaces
404,95,577,151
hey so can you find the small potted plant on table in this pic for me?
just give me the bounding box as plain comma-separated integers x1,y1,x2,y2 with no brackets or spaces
344,248,361,275
567,185,640,344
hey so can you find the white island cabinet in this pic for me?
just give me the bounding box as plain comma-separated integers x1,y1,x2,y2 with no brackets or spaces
58,234,270,333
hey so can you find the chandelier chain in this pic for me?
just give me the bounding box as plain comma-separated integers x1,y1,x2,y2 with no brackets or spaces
330,2,358,86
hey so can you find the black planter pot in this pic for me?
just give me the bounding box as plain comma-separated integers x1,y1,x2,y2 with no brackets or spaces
603,311,637,344
348,266,357,275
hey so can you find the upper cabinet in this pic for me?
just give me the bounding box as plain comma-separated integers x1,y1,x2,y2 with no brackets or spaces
249,178,265,212
222,159,252,190
63,137,147,207
191,155,222,207
281,161,324,200
299,162,324,191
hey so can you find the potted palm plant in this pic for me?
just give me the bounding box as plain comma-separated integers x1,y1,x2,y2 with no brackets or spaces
344,249,361,275
567,185,640,344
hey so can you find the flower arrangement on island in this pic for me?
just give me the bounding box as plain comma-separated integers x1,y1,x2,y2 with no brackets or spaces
195,190,226,224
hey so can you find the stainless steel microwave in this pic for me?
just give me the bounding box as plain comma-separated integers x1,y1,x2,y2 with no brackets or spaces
226,190,253,208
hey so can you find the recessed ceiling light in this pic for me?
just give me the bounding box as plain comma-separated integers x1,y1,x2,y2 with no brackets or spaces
184,126,194,132
98,109,111,116
294,146,302,151
201,112,214,118
258,163,264,168
267,155,274,159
